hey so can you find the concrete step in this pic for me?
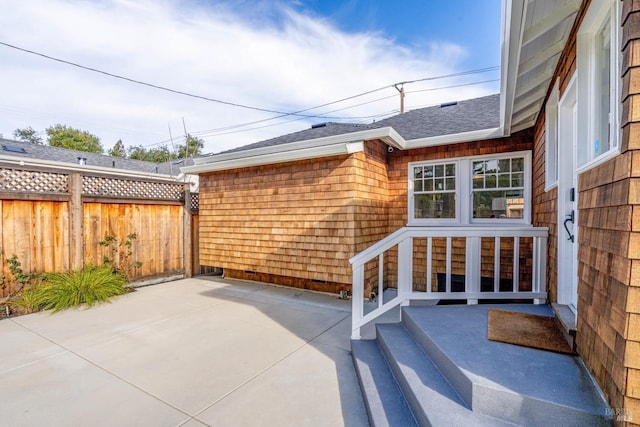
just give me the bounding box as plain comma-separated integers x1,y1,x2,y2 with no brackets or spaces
401,304,612,426
376,323,515,427
351,339,418,427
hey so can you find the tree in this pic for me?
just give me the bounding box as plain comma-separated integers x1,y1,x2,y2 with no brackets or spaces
128,145,173,162
13,127,43,145
108,139,126,157
176,134,204,158
46,124,103,153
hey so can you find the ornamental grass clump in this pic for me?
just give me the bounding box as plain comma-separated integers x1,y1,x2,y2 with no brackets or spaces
37,265,127,312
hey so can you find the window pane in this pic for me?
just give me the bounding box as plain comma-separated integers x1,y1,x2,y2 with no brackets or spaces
485,175,497,188
434,178,444,191
414,167,423,179
415,193,456,219
485,160,498,174
473,176,484,189
498,159,511,173
446,178,455,190
498,173,511,187
596,19,611,156
511,173,524,187
473,161,484,175
434,164,444,177
473,190,525,219
415,180,423,192
512,157,524,172
445,164,455,176
424,166,433,178
424,179,433,191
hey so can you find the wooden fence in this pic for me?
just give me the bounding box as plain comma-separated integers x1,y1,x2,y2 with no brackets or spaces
0,162,200,297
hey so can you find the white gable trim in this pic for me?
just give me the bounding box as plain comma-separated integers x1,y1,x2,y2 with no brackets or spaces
183,124,507,174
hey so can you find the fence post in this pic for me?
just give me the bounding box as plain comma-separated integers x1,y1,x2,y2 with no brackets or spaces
183,184,193,278
69,172,83,271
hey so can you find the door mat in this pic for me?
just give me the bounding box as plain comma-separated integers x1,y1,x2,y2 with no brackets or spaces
487,309,575,355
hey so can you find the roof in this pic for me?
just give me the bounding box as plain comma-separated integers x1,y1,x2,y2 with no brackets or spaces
0,138,196,177
183,94,502,174
220,122,375,155
372,94,500,140
501,0,580,133
214,94,500,156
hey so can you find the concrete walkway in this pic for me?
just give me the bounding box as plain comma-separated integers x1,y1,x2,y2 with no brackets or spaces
0,277,369,427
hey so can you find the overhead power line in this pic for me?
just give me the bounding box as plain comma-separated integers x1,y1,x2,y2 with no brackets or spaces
1,40,499,118
1,39,500,147
0,40,384,120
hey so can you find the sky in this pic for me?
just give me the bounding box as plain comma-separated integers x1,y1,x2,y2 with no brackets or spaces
0,0,502,155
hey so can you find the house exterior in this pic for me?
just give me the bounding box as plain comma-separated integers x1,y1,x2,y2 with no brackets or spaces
184,0,640,419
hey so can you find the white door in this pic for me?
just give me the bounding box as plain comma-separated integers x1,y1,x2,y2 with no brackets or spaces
557,79,578,311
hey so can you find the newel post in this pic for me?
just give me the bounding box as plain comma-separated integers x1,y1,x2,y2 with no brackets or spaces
398,237,413,303
69,172,84,271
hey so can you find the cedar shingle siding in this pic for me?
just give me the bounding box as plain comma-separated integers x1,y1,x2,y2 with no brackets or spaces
532,0,640,417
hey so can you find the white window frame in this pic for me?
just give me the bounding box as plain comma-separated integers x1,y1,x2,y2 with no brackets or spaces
408,150,532,226
576,0,621,172
545,81,559,191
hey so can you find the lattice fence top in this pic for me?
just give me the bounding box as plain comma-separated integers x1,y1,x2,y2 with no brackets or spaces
190,192,199,212
0,168,69,193
82,175,184,200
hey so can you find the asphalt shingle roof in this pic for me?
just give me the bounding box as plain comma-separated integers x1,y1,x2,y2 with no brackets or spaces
373,93,500,140
218,122,375,155
0,138,194,176
215,94,500,155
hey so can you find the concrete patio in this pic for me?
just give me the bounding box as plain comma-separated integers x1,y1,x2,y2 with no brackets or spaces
0,277,369,427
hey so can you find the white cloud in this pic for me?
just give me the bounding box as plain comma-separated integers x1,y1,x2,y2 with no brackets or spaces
0,0,499,154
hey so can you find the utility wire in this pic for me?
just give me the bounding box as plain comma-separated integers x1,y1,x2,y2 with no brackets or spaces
0,40,500,146
0,40,384,120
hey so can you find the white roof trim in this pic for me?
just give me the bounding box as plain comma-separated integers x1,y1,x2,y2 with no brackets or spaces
182,141,366,173
0,154,178,181
181,124,508,174
191,126,403,166
404,127,503,149
500,0,527,136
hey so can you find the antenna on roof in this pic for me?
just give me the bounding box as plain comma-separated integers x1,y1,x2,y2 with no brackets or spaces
168,123,175,176
393,83,405,113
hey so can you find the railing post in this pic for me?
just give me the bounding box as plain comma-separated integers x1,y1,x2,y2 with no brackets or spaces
466,236,480,304
351,264,365,339
398,238,413,305
533,235,547,304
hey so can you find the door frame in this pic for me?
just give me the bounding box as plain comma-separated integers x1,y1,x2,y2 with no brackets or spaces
557,75,579,312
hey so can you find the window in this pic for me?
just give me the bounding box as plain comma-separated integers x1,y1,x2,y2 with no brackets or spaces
408,151,531,225
577,0,620,168
412,162,456,219
472,157,525,219
545,82,559,189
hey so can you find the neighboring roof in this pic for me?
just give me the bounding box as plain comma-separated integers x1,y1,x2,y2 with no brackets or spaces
501,0,580,133
0,138,196,177
183,94,503,174
373,94,500,140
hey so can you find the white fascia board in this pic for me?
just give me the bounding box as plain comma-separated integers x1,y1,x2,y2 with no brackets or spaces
191,126,404,166
181,141,365,174
403,127,504,149
0,154,178,181
500,0,527,136
183,127,405,173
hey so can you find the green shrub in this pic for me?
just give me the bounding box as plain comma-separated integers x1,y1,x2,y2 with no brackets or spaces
9,283,45,314
37,265,127,312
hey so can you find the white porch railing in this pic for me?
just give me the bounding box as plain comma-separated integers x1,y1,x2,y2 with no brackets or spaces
350,226,548,339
